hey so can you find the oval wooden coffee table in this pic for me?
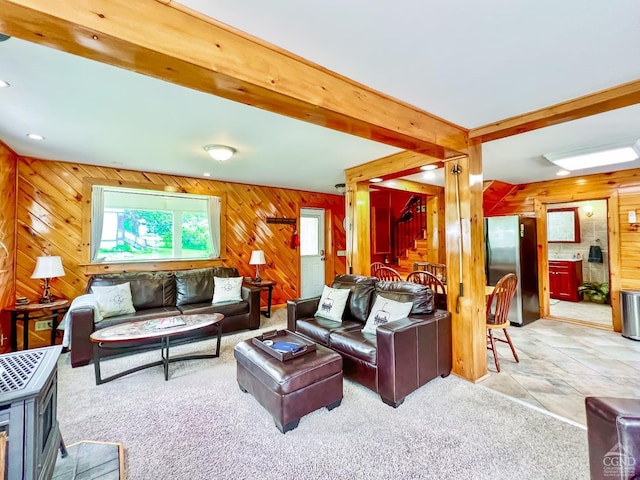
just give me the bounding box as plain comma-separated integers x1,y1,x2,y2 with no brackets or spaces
90,313,224,385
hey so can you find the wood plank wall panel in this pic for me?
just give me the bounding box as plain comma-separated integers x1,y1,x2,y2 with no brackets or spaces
0,143,17,309
618,185,640,288
16,157,346,308
0,143,16,353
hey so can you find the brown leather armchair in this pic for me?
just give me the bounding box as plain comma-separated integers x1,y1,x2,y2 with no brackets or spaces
287,274,452,407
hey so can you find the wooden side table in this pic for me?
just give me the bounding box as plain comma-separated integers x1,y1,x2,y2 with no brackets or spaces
243,278,276,318
4,299,70,351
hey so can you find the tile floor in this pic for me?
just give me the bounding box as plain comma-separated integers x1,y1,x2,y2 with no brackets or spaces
479,318,640,426
549,299,612,328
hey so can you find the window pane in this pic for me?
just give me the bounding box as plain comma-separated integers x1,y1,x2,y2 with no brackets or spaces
93,186,218,263
181,213,213,258
300,217,319,256
99,209,173,261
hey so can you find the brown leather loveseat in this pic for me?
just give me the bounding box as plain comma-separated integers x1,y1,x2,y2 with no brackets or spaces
68,267,260,367
287,274,451,407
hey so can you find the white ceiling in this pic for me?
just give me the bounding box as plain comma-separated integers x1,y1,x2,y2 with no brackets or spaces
1,0,640,193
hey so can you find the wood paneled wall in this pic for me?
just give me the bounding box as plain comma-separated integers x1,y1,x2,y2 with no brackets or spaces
0,142,16,310
15,157,346,307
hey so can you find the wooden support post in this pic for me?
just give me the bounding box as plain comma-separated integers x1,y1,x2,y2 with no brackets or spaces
430,190,446,265
444,140,487,381
346,182,371,276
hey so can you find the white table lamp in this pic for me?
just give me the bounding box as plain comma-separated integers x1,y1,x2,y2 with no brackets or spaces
31,256,65,303
249,250,266,282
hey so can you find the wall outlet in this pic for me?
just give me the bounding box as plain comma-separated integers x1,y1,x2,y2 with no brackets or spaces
337,250,347,257
35,320,52,331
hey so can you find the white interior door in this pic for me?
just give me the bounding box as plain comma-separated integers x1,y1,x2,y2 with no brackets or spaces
300,208,325,298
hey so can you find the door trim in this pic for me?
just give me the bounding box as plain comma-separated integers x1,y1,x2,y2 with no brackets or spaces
298,207,330,298
535,194,620,331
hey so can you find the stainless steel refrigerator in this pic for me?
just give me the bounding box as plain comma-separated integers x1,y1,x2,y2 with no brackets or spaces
485,215,539,326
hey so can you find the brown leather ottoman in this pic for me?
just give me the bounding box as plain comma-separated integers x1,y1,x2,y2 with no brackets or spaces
586,397,640,479
234,338,343,433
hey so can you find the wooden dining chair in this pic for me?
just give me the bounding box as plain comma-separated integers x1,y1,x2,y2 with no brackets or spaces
374,266,403,281
406,271,447,309
370,262,385,278
424,263,447,283
486,273,519,372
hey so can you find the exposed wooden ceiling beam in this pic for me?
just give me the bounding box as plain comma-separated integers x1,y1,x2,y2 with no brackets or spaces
470,79,640,143
373,179,443,196
345,150,455,184
0,0,468,157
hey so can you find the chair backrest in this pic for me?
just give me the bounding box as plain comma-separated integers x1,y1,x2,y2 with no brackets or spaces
486,273,518,325
424,263,447,282
374,266,403,282
406,271,446,309
370,262,385,277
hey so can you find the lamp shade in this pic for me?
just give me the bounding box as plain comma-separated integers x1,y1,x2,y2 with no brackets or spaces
31,256,65,279
249,250,266,265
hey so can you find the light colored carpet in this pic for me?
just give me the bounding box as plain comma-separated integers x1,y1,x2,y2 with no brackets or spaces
56,311,589,480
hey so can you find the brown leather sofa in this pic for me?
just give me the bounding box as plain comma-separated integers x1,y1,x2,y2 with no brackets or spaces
287,274,452,407
68,267,260,367
586,396,640,479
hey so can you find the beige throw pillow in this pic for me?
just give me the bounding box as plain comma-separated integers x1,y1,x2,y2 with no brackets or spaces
91,282,136,319
315,286,350,322
212,276,243,304
362,296,413,334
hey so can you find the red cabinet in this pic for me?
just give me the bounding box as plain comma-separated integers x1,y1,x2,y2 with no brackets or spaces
549,260,583,302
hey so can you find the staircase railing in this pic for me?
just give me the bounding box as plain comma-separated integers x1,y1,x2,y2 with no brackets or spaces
392,195,426,263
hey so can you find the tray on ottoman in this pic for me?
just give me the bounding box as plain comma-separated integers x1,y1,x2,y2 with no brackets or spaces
252,329,316,361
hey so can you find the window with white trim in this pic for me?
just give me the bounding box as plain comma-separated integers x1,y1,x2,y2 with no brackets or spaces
91,186,221,263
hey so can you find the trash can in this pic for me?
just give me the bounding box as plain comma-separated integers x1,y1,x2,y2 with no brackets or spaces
620,290,640,341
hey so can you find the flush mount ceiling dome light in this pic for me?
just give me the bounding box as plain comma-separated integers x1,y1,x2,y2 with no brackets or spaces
203,144,236,161
543,139,640,171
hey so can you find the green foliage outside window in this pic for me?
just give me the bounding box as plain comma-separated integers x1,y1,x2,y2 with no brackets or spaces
182,213,211,252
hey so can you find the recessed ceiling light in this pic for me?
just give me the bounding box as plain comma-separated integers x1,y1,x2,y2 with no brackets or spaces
27,133,45,140
556,169,570,177
370,177,383,183
203,144,236,161
0,80,9,88
420,165,437,171
544,139,640,171
203,172,211,177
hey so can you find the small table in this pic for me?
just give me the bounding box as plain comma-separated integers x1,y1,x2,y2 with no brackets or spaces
243,278,276,317
89,313,224,385
5,299,70,351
